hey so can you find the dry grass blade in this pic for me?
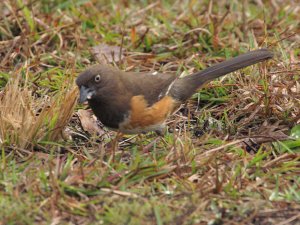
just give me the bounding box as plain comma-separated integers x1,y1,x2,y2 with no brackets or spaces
0,72,78,150
37,86,78,142
0,74,35,149
0,0,299,224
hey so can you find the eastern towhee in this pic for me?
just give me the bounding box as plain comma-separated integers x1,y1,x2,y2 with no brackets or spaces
76,49,273,134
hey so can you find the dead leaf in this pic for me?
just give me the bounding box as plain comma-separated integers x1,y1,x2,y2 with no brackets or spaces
188,173,201,183
77,109,104,136
90,44,124,64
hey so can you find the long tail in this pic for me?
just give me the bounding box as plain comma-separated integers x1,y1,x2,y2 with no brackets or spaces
169,48,273,102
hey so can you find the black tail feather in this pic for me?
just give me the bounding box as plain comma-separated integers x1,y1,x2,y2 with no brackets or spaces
169,48,273,102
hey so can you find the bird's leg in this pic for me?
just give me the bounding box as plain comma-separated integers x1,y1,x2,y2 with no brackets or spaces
142,128,165,154
136,134,143,152
110,131,123,163
142,136,161,154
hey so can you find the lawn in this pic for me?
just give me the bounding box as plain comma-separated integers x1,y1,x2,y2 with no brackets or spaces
0,0,299,224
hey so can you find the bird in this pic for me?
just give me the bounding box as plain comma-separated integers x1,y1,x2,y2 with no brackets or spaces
76,49,273,135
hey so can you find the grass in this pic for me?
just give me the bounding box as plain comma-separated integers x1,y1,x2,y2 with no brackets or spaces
0,0,299,224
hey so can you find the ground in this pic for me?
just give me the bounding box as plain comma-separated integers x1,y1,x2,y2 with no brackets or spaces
0,0,299,224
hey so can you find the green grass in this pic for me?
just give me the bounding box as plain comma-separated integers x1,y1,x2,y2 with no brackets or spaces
0,0,300,224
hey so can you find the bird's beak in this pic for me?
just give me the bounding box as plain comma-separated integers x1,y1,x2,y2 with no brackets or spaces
79,86,95,103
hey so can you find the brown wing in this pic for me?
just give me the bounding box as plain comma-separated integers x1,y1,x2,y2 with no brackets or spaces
119,70,176,106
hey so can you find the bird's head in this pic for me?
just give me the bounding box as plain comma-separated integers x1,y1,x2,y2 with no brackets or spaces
76,65,118,103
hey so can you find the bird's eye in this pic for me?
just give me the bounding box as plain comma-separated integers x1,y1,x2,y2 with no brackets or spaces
95,74,101,83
